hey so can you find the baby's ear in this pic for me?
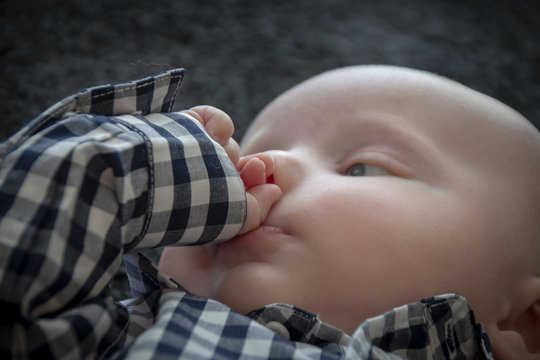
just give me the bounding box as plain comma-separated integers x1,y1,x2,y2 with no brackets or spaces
495,278,540,359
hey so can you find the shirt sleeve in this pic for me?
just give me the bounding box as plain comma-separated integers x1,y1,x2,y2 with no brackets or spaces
0,111,246,359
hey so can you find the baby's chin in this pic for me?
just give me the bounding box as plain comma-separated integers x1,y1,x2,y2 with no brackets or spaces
202,262,292,312
159,246,216,295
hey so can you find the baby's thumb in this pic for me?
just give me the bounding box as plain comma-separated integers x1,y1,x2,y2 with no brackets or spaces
240,184,282,234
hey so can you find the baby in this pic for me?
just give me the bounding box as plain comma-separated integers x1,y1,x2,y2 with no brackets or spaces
160,65,540,359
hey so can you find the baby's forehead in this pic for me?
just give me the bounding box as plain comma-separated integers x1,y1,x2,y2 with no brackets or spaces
268,66,517,123
250,66,532,146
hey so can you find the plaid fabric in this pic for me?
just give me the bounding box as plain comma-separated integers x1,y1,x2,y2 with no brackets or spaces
0,70,495,359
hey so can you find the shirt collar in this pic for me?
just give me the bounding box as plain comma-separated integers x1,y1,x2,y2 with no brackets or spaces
347,294,495,359
247,303,351,347
126,253,494,358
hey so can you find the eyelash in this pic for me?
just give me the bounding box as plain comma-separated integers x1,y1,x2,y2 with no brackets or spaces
342,163,391,177
339,151,402,177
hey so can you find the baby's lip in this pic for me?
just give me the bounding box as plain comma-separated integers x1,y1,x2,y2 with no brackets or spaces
204,223,285,257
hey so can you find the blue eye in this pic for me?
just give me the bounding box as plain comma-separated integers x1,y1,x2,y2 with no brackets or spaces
345,163,390,177
345,164,367,176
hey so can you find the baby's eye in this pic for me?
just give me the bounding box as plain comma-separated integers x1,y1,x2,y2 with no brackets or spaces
345,163,390,177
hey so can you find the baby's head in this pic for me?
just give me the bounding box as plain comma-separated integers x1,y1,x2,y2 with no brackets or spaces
161,66,540,359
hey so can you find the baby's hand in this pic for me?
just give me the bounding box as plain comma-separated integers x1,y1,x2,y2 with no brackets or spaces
182,106,240,165
237,153,282,234
181,106,281,235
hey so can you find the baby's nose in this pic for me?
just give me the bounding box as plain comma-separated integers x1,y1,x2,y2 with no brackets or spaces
263,150,306,193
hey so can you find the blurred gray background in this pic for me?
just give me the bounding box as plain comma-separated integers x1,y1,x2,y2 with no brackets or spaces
1,0,539,144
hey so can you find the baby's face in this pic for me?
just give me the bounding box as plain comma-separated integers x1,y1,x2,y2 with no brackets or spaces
161,67,540,341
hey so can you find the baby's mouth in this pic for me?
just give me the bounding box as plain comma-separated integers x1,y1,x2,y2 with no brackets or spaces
203,224,286,258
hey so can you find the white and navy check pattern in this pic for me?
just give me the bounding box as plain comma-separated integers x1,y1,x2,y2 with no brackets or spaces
0,69,495,359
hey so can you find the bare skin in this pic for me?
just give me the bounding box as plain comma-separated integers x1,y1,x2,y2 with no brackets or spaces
161,67,540,359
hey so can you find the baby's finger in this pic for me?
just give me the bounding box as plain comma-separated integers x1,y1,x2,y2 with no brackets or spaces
222,138,240,166
240,184,282,234
237,153,274,177
182,106,234,146
239,157,267,188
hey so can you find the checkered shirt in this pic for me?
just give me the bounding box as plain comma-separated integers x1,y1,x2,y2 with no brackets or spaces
0,69,495,359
